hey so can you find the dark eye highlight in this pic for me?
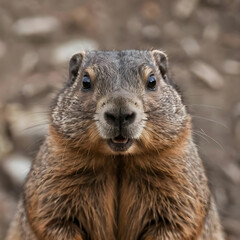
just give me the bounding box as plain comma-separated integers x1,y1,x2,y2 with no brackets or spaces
82,74,91,90
147,74,157,90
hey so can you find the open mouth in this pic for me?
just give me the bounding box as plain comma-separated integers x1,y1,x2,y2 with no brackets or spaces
107,135,133,152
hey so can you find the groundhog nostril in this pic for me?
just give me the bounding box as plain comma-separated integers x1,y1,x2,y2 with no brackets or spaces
123,112,136,125
104,112,117,125
104,111,136,126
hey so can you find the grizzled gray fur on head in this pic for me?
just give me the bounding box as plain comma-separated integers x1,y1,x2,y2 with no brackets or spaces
51,50,188,154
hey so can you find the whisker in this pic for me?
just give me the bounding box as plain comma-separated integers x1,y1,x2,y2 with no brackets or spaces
192,130,210,144
191,115,228,129
143,125,165,141
19,123,50,135
194,128,224,151
64,110,96,114
141,126,161,153
186,104,223,110
145,111,228,131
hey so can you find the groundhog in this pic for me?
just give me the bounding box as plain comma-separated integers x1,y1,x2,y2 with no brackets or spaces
6,50,224,240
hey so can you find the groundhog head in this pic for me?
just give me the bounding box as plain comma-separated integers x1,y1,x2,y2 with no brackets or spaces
51,50,189,155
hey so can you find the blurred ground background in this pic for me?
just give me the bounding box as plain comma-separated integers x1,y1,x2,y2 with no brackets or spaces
0,0,239,239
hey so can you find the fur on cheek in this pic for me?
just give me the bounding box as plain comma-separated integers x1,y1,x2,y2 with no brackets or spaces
137,116,192,154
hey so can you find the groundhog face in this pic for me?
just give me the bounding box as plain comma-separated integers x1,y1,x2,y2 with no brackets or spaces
51,50,189,155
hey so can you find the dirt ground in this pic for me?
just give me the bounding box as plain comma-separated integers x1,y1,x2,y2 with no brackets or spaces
0,0,240,239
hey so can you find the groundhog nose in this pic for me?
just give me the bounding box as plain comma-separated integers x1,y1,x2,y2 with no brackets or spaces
104,111,136,127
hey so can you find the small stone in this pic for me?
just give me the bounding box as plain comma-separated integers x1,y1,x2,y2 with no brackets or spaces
180,37,200,57
20,80,51,99
141,1,161,21
223,60,240,75
2,154,31,184
203,23,220,42
13,16,60,37
19,71,61,99
222,32,240,49
163,21,181,38
68,6,95,30
173,0,199,19
191,61,224,90
196,8,218,26
127,18,142,35
21,51,39,74
3,102,50,161
141,25,161,40
5,103,48,153
70,6,91,25
53,39,99,64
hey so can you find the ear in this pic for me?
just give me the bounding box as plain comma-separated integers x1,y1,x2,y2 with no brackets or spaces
151,50,168,81
69,52,85,84
151,50,181,95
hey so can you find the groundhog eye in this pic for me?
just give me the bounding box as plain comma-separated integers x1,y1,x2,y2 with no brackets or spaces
82,74,91,90
147,74,157,90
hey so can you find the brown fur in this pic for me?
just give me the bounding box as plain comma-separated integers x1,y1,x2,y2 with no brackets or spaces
6,50,224,240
